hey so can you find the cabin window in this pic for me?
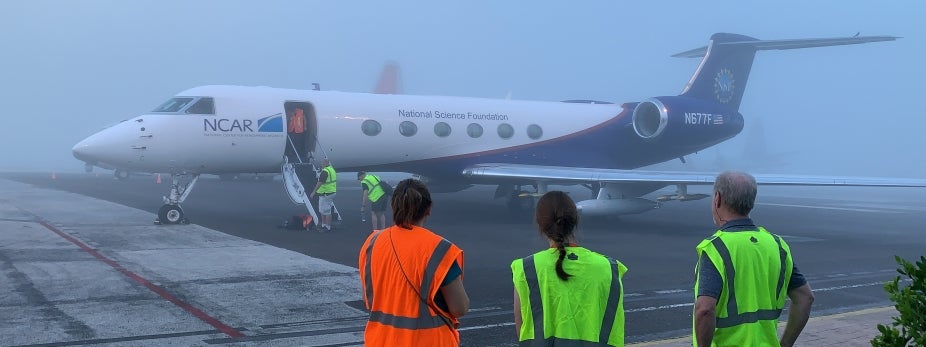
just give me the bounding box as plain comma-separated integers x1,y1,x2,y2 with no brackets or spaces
467,123,483,138
434,122,452,137
185,97,215,114
361,120,382,136
152,97,194,113
527,124,543,140
399,121,418,137
497,123,514,139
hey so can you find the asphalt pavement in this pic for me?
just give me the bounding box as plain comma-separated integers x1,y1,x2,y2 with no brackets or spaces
2,172,923,346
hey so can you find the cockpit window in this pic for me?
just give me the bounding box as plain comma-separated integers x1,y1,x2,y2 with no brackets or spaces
185,97,215,114
152,97,194,113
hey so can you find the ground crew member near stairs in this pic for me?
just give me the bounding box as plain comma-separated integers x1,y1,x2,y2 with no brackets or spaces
310,158,336,231
694,171,815,347
358,171,387,231
358,179,469,347
511,191,628,346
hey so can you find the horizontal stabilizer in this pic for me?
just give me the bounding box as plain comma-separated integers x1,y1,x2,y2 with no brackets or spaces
673,35,899,58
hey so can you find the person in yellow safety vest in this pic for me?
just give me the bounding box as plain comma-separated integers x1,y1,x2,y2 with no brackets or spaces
694,171,815,347
511,191,628,346
358,178,469,346
358,171,387,231
310,158,337,231
287,107,306,161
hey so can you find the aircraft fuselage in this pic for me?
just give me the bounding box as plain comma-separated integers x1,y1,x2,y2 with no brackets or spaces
73,85,744,181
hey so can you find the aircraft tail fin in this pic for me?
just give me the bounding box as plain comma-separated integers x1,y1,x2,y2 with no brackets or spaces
675,33,898,111
373,61,402,94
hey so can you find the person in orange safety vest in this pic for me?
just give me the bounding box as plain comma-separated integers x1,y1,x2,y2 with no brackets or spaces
358,178,470,347
287,107,306,161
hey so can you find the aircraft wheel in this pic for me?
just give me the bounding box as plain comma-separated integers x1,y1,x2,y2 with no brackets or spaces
157,204,185,224
114,169,130,180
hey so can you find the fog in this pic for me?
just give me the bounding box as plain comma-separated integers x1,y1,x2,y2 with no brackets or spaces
2,1,924,178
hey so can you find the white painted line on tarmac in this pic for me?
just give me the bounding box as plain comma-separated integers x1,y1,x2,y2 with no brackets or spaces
468,306,503,312
813,281,889,292
626,302,694,313
459,322,515,331
460,280,896,333
757,202,901,213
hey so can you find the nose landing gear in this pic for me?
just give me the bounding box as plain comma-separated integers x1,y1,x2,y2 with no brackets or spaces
156,204,187,224
154,174,199,225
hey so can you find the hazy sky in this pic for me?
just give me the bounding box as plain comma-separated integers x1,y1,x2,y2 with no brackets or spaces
2,1,924,177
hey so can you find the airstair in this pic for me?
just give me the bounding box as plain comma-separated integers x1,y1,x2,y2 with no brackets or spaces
281,156,319,227
280,137,342,229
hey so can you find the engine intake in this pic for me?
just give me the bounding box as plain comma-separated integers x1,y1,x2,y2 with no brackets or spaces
632,98,669,139
630,96,744,143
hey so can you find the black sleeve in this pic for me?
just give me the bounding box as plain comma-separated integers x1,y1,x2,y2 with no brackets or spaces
697,253,723,299
787,265,807,291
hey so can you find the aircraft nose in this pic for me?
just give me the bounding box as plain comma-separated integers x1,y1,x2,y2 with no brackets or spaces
72,123,129,164
72,134,102,163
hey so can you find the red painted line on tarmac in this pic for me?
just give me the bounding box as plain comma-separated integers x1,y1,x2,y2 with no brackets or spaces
38,220,245,338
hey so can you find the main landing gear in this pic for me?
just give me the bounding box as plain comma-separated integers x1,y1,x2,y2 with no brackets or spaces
155,174,200,225
498,182,548,217
114,169,130,180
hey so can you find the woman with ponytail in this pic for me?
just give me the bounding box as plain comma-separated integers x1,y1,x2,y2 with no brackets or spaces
511,191,629,346
358,179,469,346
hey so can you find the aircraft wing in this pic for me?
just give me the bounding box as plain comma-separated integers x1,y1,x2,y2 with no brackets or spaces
461,163,926,187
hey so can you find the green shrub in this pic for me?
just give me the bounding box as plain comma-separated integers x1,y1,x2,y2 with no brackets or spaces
871,255,926,347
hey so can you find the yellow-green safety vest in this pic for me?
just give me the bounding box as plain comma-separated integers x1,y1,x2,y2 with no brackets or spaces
511,247,627,347
693,227,794,346
316,165,337,194
361,174,385,203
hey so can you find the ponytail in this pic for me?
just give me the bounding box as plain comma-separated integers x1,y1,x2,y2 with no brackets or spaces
553,228,571,281
535,192,578,281
391,179,432,229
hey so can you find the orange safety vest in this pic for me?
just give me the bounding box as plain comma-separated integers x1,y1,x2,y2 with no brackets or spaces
359,225,464,347
288,108,305,133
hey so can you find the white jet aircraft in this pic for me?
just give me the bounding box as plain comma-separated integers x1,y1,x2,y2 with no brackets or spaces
72,33,926,225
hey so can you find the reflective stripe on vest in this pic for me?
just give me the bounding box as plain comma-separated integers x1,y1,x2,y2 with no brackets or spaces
364,234,453,329
317,166,336,194
709,235,786,328
363,229,383,311
520,254,623,346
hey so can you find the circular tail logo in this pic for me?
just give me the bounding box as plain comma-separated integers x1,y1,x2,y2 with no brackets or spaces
714,68,735,104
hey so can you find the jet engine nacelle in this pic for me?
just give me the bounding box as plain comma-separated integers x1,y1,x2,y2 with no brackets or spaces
576,198,659,216
632,96,744,142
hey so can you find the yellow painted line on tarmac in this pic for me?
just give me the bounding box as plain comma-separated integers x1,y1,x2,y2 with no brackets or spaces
627,306,894,347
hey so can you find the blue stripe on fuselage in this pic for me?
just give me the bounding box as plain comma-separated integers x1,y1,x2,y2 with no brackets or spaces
343,101,740,180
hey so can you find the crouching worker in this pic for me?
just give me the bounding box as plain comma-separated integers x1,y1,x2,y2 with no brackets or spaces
512,191,628,346
358,178,469,346
358,171,388,231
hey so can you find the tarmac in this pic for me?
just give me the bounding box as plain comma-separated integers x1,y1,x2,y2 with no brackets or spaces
0,175,905,346
628,306,898,346
0,177,368,346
